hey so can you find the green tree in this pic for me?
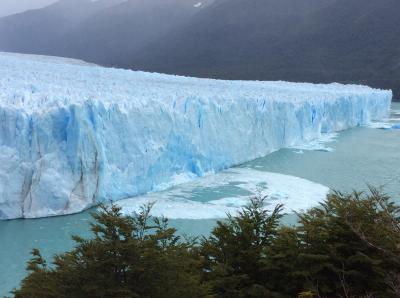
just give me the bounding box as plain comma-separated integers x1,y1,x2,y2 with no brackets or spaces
13,189,400,298
200,196,286,297
13,204,207,298
200,190,400,297
295,188,400,297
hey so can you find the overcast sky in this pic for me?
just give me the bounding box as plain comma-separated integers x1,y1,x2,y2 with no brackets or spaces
0,0,58,17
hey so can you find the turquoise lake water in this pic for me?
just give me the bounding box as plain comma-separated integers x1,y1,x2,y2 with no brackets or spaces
0,103,399,296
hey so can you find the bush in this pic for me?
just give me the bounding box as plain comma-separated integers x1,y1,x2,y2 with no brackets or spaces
13,189,400,297
13,204,207,298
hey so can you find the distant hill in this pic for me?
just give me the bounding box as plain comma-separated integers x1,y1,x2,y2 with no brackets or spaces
56,0,216,66
0,0,398,98
0,0,214,64
131,0,400,98
0,0,125,55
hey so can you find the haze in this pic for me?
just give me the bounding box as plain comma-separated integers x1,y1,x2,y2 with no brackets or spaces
0,0,57,17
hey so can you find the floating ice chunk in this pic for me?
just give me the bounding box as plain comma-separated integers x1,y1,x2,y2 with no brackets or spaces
290,133,338,152
368,108,400,130
368,122,400,130
293,150,304,154
367,122,394,129
117,168,330,219
0,52,392,219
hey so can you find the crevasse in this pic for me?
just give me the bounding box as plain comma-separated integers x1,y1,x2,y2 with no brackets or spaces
0,53,392,219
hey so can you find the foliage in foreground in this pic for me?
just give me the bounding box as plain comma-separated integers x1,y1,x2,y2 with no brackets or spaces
13,189,400,298
13,204,207,298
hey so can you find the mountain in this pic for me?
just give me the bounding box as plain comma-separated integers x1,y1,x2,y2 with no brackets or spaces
130,0,400,98
0,0,398,98
130,0,334,72
0,0,215,64
57,0,216,66
0,0,125,56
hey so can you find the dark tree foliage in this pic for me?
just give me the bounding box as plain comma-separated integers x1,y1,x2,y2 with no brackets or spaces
200,190,400,297
200,197,285,297
294,188,400,297
13,189,400,298
12,204,207,298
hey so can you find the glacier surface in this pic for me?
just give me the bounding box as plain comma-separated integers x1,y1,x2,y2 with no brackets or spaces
0,52,392,219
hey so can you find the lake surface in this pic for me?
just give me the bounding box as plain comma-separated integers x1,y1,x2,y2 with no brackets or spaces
1,103,399,296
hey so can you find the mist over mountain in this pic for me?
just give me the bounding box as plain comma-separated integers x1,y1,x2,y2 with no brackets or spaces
0,0,57,18
0,0,125,55
0,0,398,97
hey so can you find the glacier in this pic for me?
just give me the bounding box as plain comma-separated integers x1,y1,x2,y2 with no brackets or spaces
0,52,392,219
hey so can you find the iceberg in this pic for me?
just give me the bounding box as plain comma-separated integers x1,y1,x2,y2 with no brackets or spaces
0,52,392,219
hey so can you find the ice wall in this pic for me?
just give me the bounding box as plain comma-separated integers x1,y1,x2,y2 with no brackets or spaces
0,53,392,219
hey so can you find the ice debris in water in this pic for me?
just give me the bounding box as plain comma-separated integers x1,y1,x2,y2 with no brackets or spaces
117,168,330,219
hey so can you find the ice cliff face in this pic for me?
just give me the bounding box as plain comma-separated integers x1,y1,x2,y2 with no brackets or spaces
0,52,392,219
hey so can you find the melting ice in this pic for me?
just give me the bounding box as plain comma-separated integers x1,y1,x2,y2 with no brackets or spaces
117,168,329,219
